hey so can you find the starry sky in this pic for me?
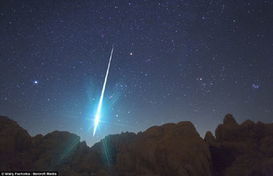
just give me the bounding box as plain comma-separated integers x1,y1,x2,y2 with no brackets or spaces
0,0,273,146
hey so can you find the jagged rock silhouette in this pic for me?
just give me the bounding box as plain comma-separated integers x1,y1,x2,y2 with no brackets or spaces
1,114,273,176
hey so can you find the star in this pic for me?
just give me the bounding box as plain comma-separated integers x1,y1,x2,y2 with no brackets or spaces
33,80,39,85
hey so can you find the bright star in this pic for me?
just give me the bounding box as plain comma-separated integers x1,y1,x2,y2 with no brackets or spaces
33,80,39,85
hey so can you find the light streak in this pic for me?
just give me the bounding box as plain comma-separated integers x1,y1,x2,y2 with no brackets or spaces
93,47,114,136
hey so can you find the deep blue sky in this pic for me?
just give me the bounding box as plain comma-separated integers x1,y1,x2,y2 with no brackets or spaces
0,0,273,146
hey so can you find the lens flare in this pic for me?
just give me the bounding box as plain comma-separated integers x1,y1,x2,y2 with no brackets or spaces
93,47,114,136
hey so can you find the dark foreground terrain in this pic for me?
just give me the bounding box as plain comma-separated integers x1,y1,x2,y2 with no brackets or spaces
0,114,273,176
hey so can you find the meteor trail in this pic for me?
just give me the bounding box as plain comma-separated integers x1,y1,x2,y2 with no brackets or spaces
93,47,114,136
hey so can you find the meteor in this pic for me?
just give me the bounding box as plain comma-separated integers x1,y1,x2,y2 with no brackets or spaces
93,47,114,136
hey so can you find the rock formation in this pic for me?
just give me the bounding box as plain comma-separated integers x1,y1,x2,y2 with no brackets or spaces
206,114,273,176
1,114,273,176
92,122,211,176
0,116,32,170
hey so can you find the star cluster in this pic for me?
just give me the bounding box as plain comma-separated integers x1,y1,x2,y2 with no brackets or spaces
0,0,273,145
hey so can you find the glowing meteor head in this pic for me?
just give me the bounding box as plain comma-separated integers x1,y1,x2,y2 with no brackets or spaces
93,114,100,136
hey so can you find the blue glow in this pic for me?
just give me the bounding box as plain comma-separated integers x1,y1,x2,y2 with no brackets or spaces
93,47,114,136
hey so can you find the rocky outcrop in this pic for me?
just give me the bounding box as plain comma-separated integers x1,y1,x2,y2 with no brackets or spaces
0,116,87,173
0,116,211,176
0,116,32,170
1,114,273,176
30,131,81,170
208,114,273,176
91,122,211,176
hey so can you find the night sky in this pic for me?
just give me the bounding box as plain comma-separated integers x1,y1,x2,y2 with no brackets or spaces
1,0,273,146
